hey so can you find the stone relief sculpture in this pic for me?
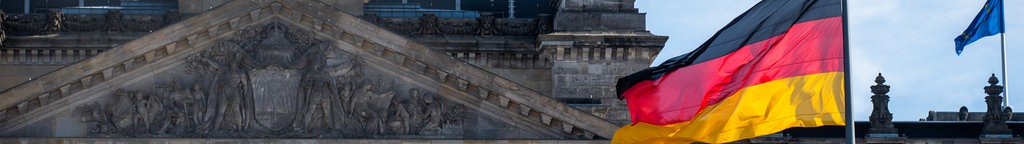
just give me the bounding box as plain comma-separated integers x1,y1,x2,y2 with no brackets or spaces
415,13,441,35
363,13,542,36
46,10,64,32
0,10,181,34
475,13,499,36
1,10,5,46
75,23,465,138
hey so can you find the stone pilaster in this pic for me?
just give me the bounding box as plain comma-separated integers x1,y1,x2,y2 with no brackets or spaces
539,0,666,125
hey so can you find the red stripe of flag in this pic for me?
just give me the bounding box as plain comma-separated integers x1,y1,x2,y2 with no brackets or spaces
623,16,843,126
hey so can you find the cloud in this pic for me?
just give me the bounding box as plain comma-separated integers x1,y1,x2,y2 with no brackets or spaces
636,1,1024,121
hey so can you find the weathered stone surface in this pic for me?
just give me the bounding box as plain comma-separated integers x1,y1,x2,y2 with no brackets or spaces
177,0,232,14
554,12,645,31
0,0,619,140
539,31,667,125
0,138,611,144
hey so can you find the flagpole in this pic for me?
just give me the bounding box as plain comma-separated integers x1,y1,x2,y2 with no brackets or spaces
1001,33,1008,107
841,0,855,143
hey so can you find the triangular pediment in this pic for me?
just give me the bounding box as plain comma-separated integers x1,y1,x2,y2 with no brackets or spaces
0,0,616,139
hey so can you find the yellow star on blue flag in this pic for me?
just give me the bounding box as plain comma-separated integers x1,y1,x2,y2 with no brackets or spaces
954,0,1004,55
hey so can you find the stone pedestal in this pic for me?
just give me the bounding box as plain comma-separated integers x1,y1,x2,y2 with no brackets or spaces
538,34,663,125
540,0,666,125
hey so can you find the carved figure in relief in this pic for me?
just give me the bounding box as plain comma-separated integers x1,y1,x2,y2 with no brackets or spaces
386,95,411,135
476,13,498,36
185,84,208,133
200,43,254,133
420,92,444,134
300,44,337,132
362,79,396,135
356,107,381,135
1,10,5,46
403,89,427,134
416,13,441,35
75,23,466,138
104,10,125,32
46,10,63,32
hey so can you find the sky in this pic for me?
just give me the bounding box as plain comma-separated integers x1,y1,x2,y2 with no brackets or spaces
635,0,1024,121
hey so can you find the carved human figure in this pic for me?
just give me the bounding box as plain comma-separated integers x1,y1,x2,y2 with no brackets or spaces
326,56,359,123
300,46,338,132
187,84,210,133
350,79,396,135
200,43,254,133
46,10,63,32
476,13,498,36
356,107,381,135
404,89,426,133
1,10,6,46
416,13,441,35
419,93,443,135
386,100,410,135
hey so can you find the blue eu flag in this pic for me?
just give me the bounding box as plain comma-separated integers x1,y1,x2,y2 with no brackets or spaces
954,0,1004,55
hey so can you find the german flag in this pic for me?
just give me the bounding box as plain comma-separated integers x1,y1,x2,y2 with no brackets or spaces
612,0,845,143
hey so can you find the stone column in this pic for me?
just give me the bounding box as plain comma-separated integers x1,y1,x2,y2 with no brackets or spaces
982,74,1012,137
867,73,898,137
538,0,666,125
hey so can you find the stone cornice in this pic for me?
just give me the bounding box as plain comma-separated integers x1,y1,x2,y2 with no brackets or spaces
0,0,619,139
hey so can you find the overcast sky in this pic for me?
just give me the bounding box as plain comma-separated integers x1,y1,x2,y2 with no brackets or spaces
635,0,1024,121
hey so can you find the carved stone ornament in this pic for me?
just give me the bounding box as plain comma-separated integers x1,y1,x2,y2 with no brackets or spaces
982,74,1011,135
416,13,441,35
45,10,65,32
1,10,5,46
75,23,465,138
868,73,898,135
475,13,499,36
1,10,180,34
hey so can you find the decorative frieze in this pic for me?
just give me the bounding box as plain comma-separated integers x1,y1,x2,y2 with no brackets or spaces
0,1,616,139
76,23,466,138
363,13,546,36
1,10,185,34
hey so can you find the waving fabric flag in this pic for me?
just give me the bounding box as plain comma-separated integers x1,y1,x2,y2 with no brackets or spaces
953,0,1004,55
612,0,845,143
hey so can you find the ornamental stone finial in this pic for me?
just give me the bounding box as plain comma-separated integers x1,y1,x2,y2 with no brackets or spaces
871,73,889,95
982,74,1011,136
875,73,886,84
868,73,897,136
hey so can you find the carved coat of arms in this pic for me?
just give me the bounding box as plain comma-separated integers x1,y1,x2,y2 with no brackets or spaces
76,23,464,138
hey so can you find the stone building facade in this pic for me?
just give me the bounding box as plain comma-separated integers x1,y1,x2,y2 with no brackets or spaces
0,0,664,143
4,0,1021,143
